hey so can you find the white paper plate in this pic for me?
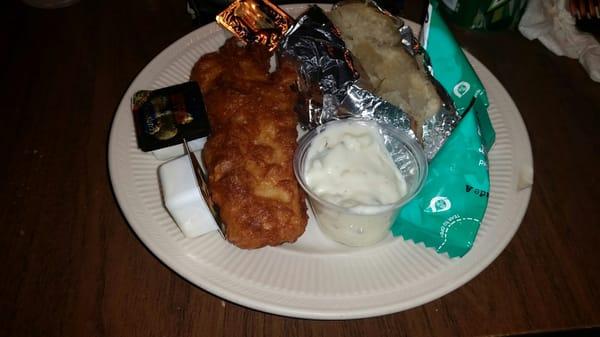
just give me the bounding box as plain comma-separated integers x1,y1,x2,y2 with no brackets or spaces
108,4,533,319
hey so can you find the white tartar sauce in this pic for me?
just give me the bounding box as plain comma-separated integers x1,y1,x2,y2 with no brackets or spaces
304,121,407,209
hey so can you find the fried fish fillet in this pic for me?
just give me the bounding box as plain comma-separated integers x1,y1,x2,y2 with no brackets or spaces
190,38,307,249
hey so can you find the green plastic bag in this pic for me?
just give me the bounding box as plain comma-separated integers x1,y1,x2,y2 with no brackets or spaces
391,0,495,257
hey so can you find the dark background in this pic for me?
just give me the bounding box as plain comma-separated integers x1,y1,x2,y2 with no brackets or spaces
1,1,599,336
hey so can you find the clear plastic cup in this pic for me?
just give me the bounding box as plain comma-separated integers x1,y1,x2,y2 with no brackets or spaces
294,119,428,246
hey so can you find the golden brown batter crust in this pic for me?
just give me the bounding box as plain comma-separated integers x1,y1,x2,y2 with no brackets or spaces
191,38,307,249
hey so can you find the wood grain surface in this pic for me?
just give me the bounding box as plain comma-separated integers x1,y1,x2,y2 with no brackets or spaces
1,0,599,336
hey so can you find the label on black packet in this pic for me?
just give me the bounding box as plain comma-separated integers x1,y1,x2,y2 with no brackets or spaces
131,81,210,152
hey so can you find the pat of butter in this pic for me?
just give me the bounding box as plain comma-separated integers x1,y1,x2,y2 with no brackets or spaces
152,137,206,161
517,164,534,190
158,149,219,238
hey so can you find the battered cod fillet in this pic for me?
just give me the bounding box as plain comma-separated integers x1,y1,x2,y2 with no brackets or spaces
190,38,307,249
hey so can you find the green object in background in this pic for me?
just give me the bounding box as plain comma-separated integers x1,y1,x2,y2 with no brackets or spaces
391,0,495,257
438,0,527,30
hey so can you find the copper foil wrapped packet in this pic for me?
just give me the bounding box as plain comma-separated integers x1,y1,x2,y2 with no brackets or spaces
216,0,460,159
216,0,294,51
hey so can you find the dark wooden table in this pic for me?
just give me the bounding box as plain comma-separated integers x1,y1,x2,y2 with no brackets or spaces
1,0,599,336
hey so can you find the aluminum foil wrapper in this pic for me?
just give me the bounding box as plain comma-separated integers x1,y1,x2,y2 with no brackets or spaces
279,6,359,127
280,3,459,159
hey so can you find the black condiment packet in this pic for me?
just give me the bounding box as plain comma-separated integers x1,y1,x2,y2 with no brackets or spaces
131,82,210,152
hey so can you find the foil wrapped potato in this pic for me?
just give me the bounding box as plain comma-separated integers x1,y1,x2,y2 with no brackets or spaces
328,2,442,132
